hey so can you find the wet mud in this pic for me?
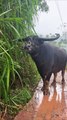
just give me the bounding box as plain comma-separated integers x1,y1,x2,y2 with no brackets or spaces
14,71,67,120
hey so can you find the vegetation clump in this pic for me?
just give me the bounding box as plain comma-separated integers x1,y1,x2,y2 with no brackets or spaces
0,0,48,118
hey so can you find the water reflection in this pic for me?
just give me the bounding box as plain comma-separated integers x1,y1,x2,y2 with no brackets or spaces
63,72,67,117
48,85,54,101
34,71,67,108
34,79,43,108
63,72,67,106
64,84,67,117
64,83,67,107
49,82,63,102
49,71,67,103
56,83,62,102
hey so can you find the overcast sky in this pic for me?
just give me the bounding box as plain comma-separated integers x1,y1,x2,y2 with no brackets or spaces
35,0,67,36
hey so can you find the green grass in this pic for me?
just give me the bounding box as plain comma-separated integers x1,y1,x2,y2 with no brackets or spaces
0,0,48,117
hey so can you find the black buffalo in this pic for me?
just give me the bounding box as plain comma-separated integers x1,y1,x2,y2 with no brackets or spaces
23,34,67,95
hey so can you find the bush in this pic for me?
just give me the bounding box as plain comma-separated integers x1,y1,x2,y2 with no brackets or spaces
0,0,48,116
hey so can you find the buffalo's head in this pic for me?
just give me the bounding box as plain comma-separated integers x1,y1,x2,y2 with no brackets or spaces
23,35,43,54
22,34,60,54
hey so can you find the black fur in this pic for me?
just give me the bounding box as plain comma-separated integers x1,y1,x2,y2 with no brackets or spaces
23,34,67,95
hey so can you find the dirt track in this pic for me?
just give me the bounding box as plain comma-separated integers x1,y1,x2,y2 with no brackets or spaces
14,71,67,120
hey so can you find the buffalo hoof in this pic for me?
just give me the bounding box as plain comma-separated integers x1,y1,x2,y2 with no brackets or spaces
43,89,50,96
51,81,56,86
62,78,65,84
41,86,44,91
42,80,50,95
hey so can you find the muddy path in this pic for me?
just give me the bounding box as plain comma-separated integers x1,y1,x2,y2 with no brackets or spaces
14,71,67,120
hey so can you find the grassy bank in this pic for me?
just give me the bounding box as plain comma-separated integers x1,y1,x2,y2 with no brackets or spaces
0,0,49,118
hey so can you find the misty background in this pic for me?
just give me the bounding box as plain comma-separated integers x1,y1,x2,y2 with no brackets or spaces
35,0,67,50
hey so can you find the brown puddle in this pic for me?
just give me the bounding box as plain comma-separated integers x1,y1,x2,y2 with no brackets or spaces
14,71,67,120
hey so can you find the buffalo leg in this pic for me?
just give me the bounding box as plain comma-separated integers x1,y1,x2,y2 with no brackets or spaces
42,72,52,95
54,73,57,82
51,73,57,86
62,69,65,84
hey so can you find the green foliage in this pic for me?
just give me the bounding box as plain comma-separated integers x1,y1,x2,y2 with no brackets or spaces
10,87,31,105
0,0,48,115
38,0,49,12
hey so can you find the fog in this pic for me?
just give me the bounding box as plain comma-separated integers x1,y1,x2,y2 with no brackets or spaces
35,0,67,36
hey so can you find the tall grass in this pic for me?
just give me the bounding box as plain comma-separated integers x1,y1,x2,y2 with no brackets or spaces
0,0,48,115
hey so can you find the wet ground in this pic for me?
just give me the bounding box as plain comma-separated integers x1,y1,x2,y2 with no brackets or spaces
14,71,67,120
